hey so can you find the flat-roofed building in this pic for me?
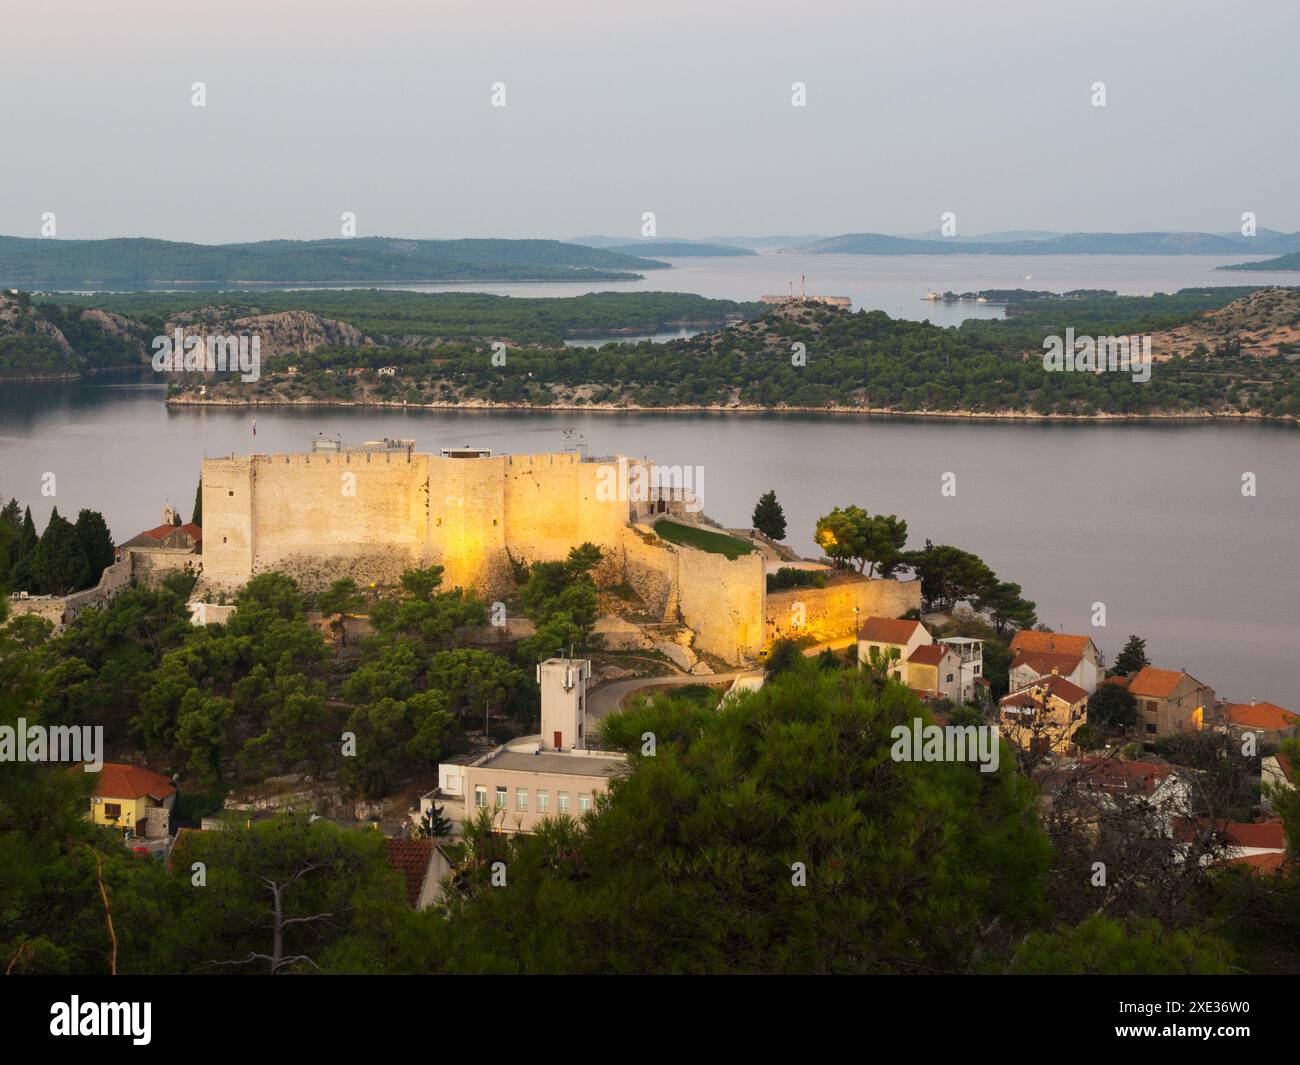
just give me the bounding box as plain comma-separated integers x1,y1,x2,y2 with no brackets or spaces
438,657,627,834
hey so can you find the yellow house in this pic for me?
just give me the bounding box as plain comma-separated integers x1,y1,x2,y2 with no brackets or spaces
81,762,177,838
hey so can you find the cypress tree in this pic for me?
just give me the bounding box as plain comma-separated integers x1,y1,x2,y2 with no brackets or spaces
32,507,90,595
9,506,39,592
74,508,117,584
192,478,203,527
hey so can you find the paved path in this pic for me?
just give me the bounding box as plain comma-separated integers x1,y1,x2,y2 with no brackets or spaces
587,638,856,721
587,669,757,722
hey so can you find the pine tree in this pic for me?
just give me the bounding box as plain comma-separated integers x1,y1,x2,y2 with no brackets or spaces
1113,635,1150,676
421,803,453,839
32,507,90,595
751,490,787,541
74,509,117,584
192,478,203,527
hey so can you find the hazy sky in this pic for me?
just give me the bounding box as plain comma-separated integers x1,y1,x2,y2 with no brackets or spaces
2,0,1296,243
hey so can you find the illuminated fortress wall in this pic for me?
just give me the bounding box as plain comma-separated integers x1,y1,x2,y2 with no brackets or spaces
203,450,629,596
201,448,911,666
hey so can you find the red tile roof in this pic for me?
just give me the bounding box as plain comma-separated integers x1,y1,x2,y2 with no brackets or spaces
907,644,950,666
1001,674,1088,708
131,522,202,544
859,616,923,645
1222,820,1286,850
1219,852,1288,875
1176,818,1286,851
1009,631,1093,657
1010,649,1084,678
383,839,435,907
1078,757,1172,795
1222,701,1299,732
79,762,177,800
1127,666,1196,699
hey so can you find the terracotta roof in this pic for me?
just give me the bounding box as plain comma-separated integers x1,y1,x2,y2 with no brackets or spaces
1222,701,1299,732
1219,852,1288,875
1008,631,1093,657
1010,649,1083,678
1001,674,1088,708
1078,757,1172,795
383,838,435,907
1127,666,1196,699
79,762,177,801
1222,820,1286,850
1102,674,1131,689
907,644,951,666
1176,818,1286,851
859,616,923,645
130,521,202,544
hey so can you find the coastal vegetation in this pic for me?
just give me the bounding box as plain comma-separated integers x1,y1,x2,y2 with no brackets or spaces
8,284,1300,419
5,609,1295,974
164,286,1300,420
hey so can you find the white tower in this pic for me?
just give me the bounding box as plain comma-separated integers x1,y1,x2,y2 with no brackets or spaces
536,658,592,750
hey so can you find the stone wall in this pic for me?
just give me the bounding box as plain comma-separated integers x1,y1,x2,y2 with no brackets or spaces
4,546,192,633
766,577,921,644
677,547,767,662
202,450,633,595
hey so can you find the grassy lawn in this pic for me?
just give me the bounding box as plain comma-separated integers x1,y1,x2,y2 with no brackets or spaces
655,520,754,559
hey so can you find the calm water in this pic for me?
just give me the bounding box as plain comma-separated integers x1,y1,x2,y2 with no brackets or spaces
355,252,1299,327
2,375,1297,707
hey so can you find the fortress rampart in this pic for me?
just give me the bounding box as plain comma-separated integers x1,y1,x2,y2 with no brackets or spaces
202,449,630,596
200,445,916,665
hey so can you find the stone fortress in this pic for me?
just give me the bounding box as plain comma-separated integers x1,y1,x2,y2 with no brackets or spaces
200,439,919,665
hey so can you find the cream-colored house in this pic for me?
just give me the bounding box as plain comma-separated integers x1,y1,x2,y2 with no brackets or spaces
858,616,930,680
998,675,1089,753
1007,631,1103,693
905,643,963,701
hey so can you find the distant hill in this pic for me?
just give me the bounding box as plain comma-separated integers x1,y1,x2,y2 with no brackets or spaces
0,236,669,289
1219,250,1300,272
601,241,755,257
787,231,1300,256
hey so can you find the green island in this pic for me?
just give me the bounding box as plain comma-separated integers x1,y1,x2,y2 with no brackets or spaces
0,235,667,289
5,284,1300,419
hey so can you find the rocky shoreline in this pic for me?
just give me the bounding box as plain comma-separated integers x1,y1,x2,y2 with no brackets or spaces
163,392,1298,424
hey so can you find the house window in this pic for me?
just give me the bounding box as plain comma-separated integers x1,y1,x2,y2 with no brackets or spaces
516,788,528,812
1146,723,1157,735
557,791,570,814
1145,700,1157,713
578,793,591,813
946,673,954,683
973,665,980,675
536,790,549,812
104,802,121,819
228,490,234,496
495,786,507,809
474,786,487,809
